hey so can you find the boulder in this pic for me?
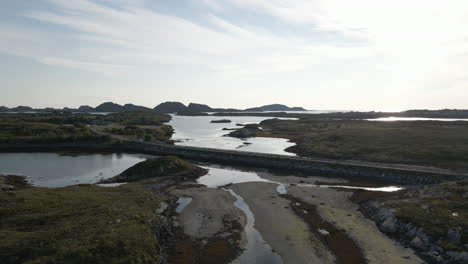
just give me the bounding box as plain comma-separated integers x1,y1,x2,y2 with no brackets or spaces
410,236,427,251
447,227,462,244
380,217,398,233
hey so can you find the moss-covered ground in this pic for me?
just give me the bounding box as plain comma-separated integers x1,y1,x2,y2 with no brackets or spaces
258,119,468,170
0,183,162,264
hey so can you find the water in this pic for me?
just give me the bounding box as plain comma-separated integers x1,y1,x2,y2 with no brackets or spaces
175,197,193,213
169,115,296,155
368,117,468,122
226,189,283,264
0,153,150,187
298,184,403,192
197,165,287,194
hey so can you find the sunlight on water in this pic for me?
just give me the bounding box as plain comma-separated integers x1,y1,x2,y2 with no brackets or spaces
169,115,297,155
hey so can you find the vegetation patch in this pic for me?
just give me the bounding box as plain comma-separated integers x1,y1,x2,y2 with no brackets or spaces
102,156,208,183
384,180,468,251
0,111,173,144
0,183,163,264
0,121,110,144
258,119,468,170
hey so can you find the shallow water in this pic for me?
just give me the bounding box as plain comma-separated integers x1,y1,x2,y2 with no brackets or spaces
367,117,468,122
169,115,296,155
298,184,403,192
226,189,283,264
175,197,193,213
0,153,150,187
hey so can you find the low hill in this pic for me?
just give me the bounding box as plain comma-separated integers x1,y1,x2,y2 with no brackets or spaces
245,104,306,112
94,102,125,112
101,156,208,183
154,101,187,113
187,103,213,112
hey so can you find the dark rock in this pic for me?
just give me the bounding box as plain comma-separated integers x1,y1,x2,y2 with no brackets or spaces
228,128,257,138
176,111,209,116
211,119,232,123
380,217,398,233
410,236,427,251
154,102,187,113
447,251,468,263
186,103,213,112
447,227,462,244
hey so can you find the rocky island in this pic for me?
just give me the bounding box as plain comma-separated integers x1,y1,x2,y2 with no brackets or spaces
101,156,208,183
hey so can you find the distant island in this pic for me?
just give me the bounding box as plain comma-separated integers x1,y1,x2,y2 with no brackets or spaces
2,102,468,120
0,101,308,114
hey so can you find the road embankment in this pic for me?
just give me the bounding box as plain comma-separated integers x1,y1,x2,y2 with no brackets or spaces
1,141,466,184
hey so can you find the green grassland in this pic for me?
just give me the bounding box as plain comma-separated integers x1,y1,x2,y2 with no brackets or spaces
258,119,468,170
0,111,173,144
0,121,109,143
0,183,163,264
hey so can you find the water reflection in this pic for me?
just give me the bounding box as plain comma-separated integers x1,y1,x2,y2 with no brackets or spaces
368,117,468,122
175,197,193,213
0,153,150,187
226,189,283,264
169,115,296,155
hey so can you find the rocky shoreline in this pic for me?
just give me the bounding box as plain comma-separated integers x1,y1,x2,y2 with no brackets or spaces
361,200,468,264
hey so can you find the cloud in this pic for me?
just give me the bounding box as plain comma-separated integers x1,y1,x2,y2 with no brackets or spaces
38,57,133,75
1,0,467,109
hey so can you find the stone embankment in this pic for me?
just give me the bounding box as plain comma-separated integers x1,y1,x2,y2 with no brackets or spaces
1,141,466,184
361,201,468,263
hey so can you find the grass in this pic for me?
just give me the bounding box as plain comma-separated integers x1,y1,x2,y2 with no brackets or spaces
0,183,163,264
258,119,468,170
0,122,110,144
103,125,173,142
0,111,173,144
384,180,468,251
102,156,208,183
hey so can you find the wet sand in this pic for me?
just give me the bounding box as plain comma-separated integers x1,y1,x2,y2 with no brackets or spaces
263,174,423,264
168,170,423,264
231,182,335,264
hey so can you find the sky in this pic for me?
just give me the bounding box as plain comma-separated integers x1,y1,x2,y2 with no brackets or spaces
1,0,468,111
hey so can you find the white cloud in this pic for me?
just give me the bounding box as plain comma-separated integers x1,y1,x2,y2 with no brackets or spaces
38,57,133,75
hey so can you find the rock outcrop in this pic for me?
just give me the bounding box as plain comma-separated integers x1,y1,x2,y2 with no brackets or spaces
361,199,468,264
210,119,232,123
